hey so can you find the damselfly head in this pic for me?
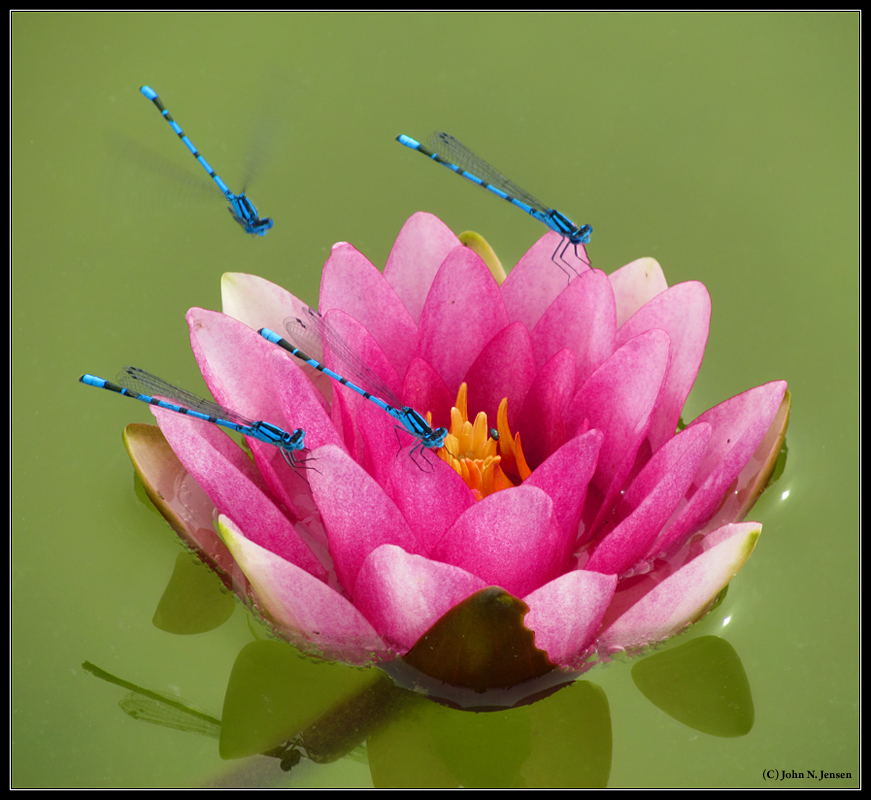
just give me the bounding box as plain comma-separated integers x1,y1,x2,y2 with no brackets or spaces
286,429,306,449
569,222,593,245
428,427,449,449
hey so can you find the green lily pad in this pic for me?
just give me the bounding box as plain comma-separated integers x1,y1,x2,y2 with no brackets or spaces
219,640,380,759
368,679,612,788
403,587,556,692
152,551,236,634
631,635,754,737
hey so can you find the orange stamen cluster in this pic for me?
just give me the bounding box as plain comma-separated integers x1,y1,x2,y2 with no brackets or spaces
438,384,532,500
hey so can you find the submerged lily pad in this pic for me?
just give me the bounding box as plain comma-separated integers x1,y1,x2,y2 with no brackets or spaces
403,586,556,692
152,551,236,634
631,635,754,737
220,640,380,760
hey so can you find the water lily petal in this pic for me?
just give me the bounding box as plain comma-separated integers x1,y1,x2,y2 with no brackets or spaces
319,242,419,379
155,407,328,582
524,570,618,669
501,231,591,332
598,522,761,652
403,355,456,431
319,308,406,411
417,245,509,391
464,321,536,431
702,389,791,532
517,348,577,468
307,445,423,596
567,328,671,527
354,544,487,652
220,272,311,337
383,211,463,324
219,515,388,664
609,257,669,328
616,281,711,452
655,380,788,556
431,485,563,598
384,451,474,555
585,422,713,576
187,307,286,424
286,306,409,473
525,428,603,545
186,307,324,515
531,268,617,386
267,348,345,452
351,399,443,489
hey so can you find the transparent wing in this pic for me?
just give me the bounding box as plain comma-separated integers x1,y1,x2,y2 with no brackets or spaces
116,366,259,428
283,308,405,410
427,131,550,213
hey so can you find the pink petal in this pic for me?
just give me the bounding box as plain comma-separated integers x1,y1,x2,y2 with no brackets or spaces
566,328,672,527
383,212,462,324
319,243,419,379
187,308,325,515
701,388,791,531
431,486,563,598
517,348,577,468
501,231,592,332
655,380,788,556
598,522,761,653
187,307,287,426
530,268,617,386
219,274,351,408
155,408,328,583
306,445,423,596
350,399,445,490
616,281,711,452
585,422,712,576
220,272,311,337
384,452,474,555
265,349,350,527
268,348,346,453
464,321,536,431
219,516,389,664
308,309,406,466
354,545,487,652
403,356,456,431
525,428,603,545
524,570,618,669
417,246,509,391
608,257,669,328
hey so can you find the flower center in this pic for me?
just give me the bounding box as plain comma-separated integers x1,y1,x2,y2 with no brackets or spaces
438,383,531,500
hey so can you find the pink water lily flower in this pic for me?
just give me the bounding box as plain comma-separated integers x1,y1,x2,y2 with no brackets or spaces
127,212,788,694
